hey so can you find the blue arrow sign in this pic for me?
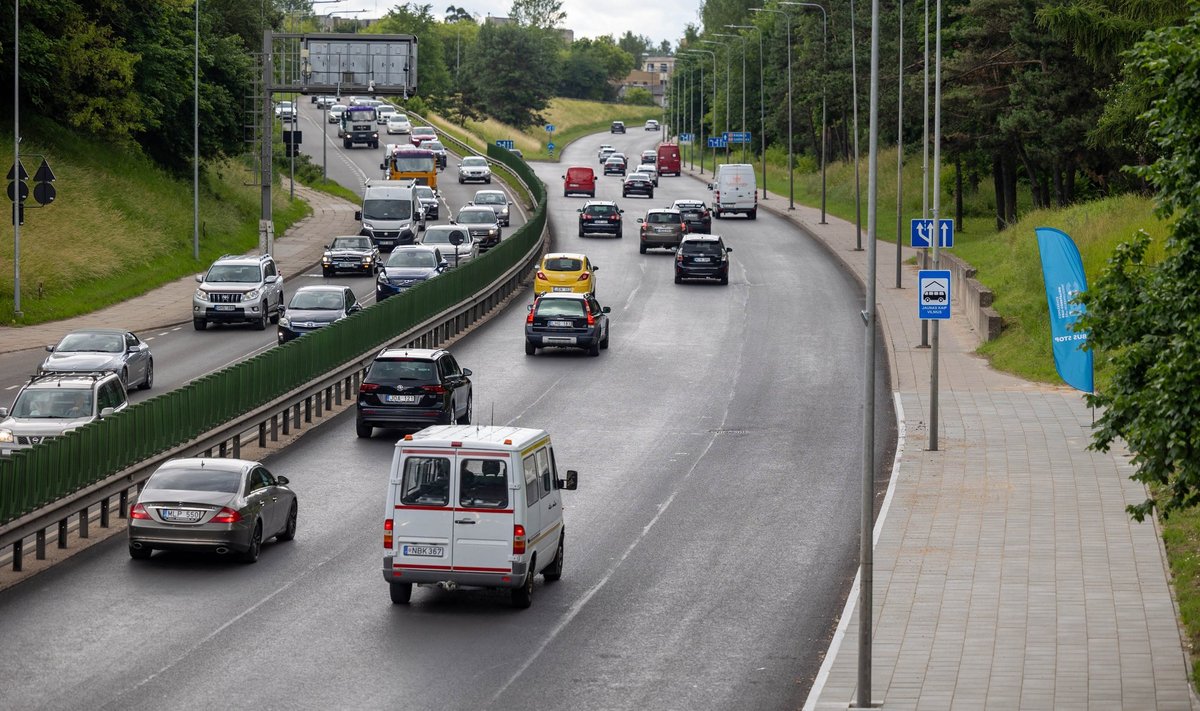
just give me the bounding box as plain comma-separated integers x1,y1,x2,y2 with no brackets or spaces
707,137,727,148
496,139,514,150
918,270,952,320
545,124,555,132
547,142,555,151
909,218,954,248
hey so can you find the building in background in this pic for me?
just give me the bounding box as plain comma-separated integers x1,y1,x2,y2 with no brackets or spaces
615,56,675,107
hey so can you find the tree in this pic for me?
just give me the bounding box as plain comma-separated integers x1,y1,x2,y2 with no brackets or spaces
658,39,673,55
618,31,654,66
509,0,566,29
444,5,475,22
623,87,655,106
1077,9,1200,521
558,37,634,101
463,22,560,127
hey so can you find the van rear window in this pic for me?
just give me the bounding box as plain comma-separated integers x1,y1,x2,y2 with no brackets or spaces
400,457,451,506
460,459,509,509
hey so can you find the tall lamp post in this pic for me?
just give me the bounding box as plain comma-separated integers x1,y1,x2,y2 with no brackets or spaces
701,39,732,164
713,33,747,163
780,1,829,224
726,24,766,198
682,49,715,175
194,0,200,260
751,6,794,209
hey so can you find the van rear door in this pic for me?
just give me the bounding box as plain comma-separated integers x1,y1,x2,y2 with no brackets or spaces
392,451,456,574
452,455,516,575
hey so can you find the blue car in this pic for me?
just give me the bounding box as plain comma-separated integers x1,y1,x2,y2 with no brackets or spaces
376,245,448,301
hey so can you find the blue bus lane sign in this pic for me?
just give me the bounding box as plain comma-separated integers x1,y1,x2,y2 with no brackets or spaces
918,270,952,320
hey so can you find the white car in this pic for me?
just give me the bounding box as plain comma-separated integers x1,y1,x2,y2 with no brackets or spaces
376,105,397,125
457,156,492,184
328,104,347,123
645,119,660,131
597,144,615,161
386,113,412,135
636,163,659,187
275,100,294,118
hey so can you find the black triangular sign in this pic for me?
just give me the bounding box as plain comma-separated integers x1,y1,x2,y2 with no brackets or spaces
33,159,55,183
6,160,28,181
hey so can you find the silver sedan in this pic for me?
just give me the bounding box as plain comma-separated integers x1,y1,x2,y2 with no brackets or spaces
40,328,153,390
128,458,298,564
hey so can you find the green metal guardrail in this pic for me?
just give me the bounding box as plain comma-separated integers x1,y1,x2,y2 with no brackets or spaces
0,194,548,525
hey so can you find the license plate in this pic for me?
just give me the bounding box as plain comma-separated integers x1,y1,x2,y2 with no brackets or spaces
403,545,444,557
548,320,572,327
338,261,356,266
694,257,712,263
594,220,609,224
215,305,234,311
162,509,203,522
552,287,572,292
383,394,418,404
379,240,395,246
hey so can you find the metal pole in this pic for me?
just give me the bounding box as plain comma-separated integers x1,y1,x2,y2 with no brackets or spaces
859,0,882,702
194,0,200,261
288,17,295,200
727,25,766,197
781,3,828,218
704,40,731,166
699,60,705,175
895,0,903,289
930,0,942,451
12,0,20,318
920,0,931,348
850,0,863,251
261,29,273,245
715,34,746,162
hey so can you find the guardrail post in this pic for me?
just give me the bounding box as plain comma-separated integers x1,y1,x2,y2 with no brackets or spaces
12,539,22,572
36,529,46,560
293,403,301,429
79,508,89,539
272,413,279,441
204,447,213,457
282,409,290,435
335,383,343,406
315,392,323,418
305,396,312,423
233,433,241,458
119,489,129,519
259,422,267,447
58,519,68,549
325,387,332,411
100,498,110,528
219,441,228,458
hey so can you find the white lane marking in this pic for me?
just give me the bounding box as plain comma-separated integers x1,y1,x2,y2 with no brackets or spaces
145,337,154,341
4,385,17,391
171,327,182,332
801,392,907,711
158,332,170,336
622,261,647,311
190,341,276,384
502,373,568,426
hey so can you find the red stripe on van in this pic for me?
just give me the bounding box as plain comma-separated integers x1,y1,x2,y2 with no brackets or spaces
394,563,453,571
392,564,511,574
394,504,449,511
393,505,514,514
451,566,512,573
400,449,511,457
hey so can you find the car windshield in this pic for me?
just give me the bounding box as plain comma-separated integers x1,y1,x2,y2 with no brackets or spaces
289,291,345,310
206,264,262,283
378,106,395,115
387,250,438,268
146,467,241,493
647,212,679,224
332,237,371,250
545,257,583,272
362,199,412,220
629,173,649,181
414,129,436,138
414,187,435,200
474,193,505,205
685,241,725,255
638,165,656,173
57,332,124,353
345,107,376,120
425,141,444,151
536,298,586,318
331,104,346,112
462,157,487,167
587,204,617,215
456,210,494,224
367,358,437,383
390,155,435,172
423,228,470,245
675,202,704,211
11,388,94,419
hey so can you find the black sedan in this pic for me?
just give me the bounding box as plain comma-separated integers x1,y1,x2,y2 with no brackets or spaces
622,172,655,199
128,457,297,564
322,235,380,277
376,245,448,301
414,185,440,220
525,292,611,357
603,156,626,176
278,285,361,344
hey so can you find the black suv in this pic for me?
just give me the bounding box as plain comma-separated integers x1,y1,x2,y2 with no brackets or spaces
675,234,733,285
671,199,712,234
356,348,472,438
578,201,625,238
610,121,626,134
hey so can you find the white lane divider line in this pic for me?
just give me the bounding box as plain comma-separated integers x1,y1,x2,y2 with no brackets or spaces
145,337,154,341
4,385,18,391
157,332,170,336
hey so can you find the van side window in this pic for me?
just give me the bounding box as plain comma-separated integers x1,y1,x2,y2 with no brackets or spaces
400,456,451,506
460,458,508,509
522,454,540,506
535,449,551,497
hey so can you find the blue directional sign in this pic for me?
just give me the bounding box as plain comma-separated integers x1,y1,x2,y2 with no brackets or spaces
679,133,694,144
707,136,728,148
910,218,954,248
547,141,555,150
545,124,555,133
724,131,752,144
496,139,514,150
918,270,952,320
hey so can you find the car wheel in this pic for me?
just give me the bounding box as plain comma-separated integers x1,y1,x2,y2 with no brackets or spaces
511,563,535,609
141,360,154,390
277,502,298,541
458,177,464,184
749,208,758,220
588,340,600,357
675,272,682,284
564,190,569,197
578,227,585,238
639,243,646,254
525,341,536,356
457,394,472,425
486,177,492,184
270,299,281,324
543,535,564,582
356,421,373,438
390,581,413,604
240,522,262,564
714,209,722,219
616,229,623,239
721,273,729,285
322,268,333,278
128,545,152,560
600,328,609,349
343,139,351,148
254,305,268,331
120,367,129,389
649,190,654,199
193,318,207,331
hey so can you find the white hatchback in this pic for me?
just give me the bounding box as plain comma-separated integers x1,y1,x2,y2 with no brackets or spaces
387,113,412,134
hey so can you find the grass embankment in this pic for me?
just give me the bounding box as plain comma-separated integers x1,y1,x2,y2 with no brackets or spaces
0,123,310,325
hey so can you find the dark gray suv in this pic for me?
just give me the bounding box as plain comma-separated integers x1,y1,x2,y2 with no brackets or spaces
356,348,472,437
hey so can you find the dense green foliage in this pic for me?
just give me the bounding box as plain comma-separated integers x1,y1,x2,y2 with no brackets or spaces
1078,7,1200,521
461,22,562,127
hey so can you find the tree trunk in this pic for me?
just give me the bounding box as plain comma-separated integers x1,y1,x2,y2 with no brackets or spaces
1066,166,1076,204
1016,140,1044,209
1053,158,1066,207
1003,153,1019,225
955,157,964,232
993,153,1006,231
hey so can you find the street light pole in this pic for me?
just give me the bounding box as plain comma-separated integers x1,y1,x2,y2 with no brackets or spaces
895,0,904,289
930,0,943,452
194,0,200,261
779,2,828,221
13,0,21,318
752,6,794,208
715,33,748,163
727,24,766,199
683,49,715,176
846,0,863,249
701,39,731,165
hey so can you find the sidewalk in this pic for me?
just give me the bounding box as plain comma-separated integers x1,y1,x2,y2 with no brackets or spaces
0,182,359,355
681,164,1196,709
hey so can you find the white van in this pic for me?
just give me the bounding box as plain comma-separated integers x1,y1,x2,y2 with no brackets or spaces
356,182,425,250
382,425,578,608
709,163,758,219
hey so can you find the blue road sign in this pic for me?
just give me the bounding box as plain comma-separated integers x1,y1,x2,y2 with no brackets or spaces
679,133,693,144
547,141,555,150
496,139,514,150
725,131,752,144
918,270,952,320
910,218,954,248
545,124,555,132
707,137,728,148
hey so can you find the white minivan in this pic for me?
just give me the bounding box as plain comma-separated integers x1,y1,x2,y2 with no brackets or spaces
709,163,758,219
382,425,578,608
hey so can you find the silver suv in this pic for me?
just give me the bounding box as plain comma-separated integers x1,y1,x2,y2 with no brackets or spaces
0,372,128,456
193,254,285,331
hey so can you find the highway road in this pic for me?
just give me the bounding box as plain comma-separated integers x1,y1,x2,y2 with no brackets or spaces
0,122,893,710
0,100,527,408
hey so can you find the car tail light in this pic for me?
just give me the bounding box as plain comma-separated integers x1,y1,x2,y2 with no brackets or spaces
676,252,684,264
513,524,527,555
701,209,709,217
210,507,242,524
536,270,548,280
614,214,621,221
422,384,447,394
360,382,380,393
586,309,595,326
577,273,590,282
129,503,151,520
526,308,535,324
714,190,720,202
384,519,393,549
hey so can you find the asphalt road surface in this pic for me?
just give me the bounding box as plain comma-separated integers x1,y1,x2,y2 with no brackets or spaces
0,121,893,710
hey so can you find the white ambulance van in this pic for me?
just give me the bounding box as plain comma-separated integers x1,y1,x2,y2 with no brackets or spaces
709,163,758,220
382,425,578,608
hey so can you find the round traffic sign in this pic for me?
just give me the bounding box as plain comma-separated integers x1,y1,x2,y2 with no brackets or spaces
33,182,56,206
547,142,555,150
449,230,465,246
7,181,28,202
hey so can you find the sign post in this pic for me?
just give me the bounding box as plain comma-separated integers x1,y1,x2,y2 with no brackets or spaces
496,139,514,151
545,124,555,158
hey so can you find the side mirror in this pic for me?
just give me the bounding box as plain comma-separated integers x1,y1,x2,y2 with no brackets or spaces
379,163,386,170
0,408,7,418
276,475,290,486
462,368,473,377
45,345,54,352
127,345,139,353
563,469,579,491
438,260,449,269
619,209,625,214
348,304,361,313
637,218,645,224
577,208,584,213
560,175,565,179
726,247,733,252
592,265,599,271
195,274,204,283
527,304,534,311
354,210,363,221
707,183,714,190
99,407,115,419
602,306,611,313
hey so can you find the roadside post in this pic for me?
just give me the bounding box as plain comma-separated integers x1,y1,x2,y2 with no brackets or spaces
8,156,58,319
545,124,555,159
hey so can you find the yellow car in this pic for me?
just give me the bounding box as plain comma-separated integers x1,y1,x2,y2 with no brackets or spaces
534,252,598,296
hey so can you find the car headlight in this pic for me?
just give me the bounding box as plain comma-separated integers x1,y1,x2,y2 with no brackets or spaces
488,228,499,236
363,256,374,265
363,222,374,230
377,272,389,284
195,288,208,301
242,288,261,302
322,256,332,264
279,317,291,327
0,429,13,444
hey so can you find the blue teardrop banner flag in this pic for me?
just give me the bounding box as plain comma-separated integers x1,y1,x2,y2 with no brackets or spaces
1035,227,1094,393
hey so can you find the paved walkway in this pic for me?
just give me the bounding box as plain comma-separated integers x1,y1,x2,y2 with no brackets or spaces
680,163,1196,709
0,182,359,355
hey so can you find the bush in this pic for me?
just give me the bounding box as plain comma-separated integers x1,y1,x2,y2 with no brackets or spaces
623,87,656,106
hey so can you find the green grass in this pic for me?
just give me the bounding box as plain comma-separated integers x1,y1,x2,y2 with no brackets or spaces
0,122,310,325
407,115,532,208
1158,500,1200,692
